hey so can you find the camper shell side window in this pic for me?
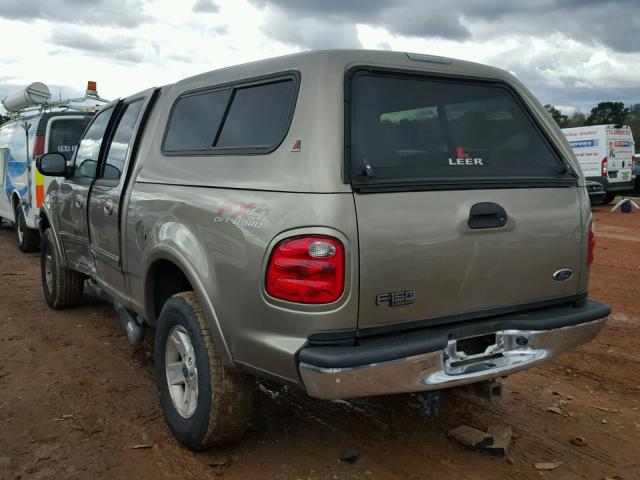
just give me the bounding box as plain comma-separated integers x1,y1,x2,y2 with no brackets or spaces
162,71,300,156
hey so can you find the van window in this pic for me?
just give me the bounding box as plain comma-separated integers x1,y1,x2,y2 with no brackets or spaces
102,100,144,181
164,89,231,152
73,107,114,180
350,73,566,185
216,79,295,148
47,117,92,160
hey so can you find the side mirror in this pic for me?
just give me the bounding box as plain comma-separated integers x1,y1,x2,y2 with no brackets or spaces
36,152,68,177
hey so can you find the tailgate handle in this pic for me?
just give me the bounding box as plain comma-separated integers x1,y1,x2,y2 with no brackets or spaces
468,203,508,229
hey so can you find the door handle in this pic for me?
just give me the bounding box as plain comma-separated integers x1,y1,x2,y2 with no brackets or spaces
103,199,114,216
74,194,83,208
468,202,508,229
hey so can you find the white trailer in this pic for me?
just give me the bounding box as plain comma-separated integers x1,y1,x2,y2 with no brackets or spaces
562,124,636,203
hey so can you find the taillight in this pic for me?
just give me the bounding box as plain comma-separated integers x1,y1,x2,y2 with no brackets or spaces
33,135,45,159
588,221,595,266
601,157,608,177
266,235,345,304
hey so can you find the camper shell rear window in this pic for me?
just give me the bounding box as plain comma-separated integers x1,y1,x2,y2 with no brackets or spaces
347,70,574,191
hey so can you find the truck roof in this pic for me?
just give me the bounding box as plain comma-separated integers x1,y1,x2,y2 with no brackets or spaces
171,49,515,91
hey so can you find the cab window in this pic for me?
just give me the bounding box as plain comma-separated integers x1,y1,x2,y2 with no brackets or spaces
101,100,144,181
73,107,114,181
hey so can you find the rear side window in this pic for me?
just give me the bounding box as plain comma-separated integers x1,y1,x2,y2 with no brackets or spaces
163,76,297,154
216,80,295,148
47,117,92,160
350,73,567,186
163,89,231,152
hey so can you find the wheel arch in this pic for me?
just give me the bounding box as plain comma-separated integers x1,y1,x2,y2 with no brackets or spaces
143,246,233,365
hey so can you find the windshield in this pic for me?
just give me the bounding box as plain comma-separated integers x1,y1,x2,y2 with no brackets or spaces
350,73,567,185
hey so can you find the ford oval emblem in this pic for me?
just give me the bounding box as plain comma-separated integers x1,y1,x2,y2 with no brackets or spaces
553,268,573,282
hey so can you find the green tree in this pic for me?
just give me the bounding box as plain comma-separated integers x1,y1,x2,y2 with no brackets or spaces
585,101,629,125
565,111,587,128
626,103,640,151
544,104,569,127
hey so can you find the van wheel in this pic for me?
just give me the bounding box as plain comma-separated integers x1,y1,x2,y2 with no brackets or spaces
155,292,255,450
15,206,40,252
603,193,617,205
40,228,84,309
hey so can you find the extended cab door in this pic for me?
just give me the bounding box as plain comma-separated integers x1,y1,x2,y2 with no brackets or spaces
57,106,116,274
87,89,156,300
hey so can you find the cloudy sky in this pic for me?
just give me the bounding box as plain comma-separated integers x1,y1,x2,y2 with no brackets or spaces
0,0,639,114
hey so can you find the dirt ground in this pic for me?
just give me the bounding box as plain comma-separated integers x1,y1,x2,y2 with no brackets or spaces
0,204,639,480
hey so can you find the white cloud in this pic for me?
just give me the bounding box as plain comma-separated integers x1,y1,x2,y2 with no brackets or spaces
0,0,638,113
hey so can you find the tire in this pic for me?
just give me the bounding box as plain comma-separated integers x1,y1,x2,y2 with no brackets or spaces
603,192,617,205
155,292,255,450
15,206,40,252
40,228,84,309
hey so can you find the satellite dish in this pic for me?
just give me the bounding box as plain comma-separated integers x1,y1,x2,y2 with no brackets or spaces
1,82,51,113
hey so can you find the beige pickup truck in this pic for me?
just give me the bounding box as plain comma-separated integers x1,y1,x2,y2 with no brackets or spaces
36,50,610,449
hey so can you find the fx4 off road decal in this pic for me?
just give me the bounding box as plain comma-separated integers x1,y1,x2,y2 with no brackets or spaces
214,200,268,229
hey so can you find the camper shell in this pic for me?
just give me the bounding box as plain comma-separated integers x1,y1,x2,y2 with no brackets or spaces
0,82,108,251
35,50,610,449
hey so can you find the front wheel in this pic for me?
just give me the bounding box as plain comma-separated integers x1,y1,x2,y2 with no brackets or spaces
155,292,255,449
15,206,40,252
40,228,84,309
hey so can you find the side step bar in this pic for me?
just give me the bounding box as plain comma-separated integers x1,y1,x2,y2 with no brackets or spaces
114,303,145,345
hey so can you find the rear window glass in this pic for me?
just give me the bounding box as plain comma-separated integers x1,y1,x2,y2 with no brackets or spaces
48,117,92,160
350,74,565,184
164,89,231,152
216,80,295,148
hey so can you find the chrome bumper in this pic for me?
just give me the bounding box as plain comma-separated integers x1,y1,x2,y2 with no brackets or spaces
299,318,607,400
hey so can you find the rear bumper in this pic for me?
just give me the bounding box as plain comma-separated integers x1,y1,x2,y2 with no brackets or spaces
299,300,610,400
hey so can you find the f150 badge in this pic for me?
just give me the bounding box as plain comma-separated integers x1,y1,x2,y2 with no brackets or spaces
214,200,268,229
376,290,416,307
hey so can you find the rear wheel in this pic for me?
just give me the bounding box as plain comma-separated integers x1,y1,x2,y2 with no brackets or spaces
15,205,40,252
603,192,617,205
40,228,84,309
155,292,255,449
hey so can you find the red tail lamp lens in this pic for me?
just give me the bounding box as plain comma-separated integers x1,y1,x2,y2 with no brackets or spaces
588,221,595,266
266,235,345,304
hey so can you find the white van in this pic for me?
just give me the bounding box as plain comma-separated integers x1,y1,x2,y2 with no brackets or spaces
0,82,107,251
562,124,636,203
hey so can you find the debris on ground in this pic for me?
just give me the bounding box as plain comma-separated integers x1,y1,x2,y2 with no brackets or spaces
448,424,512,456
547,406,563,415
479,425,512,457
448,425,493,449
570,436,588,447
131,444,153,450
339,451,359,464
533,462,562,471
